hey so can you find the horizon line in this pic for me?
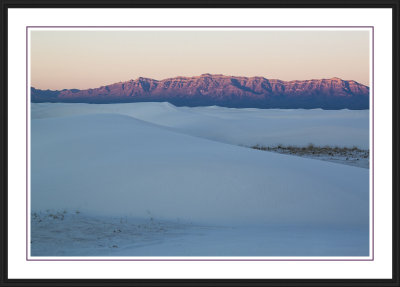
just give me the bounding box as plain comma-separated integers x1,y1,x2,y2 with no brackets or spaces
31,74,369,91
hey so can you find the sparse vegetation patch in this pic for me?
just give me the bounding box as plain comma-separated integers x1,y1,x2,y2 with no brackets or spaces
250,144,369,169
30,209,199,256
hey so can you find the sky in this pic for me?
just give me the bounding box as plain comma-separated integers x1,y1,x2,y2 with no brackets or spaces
30,29,370,90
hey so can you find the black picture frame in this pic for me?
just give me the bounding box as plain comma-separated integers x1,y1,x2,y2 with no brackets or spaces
1,0,399,286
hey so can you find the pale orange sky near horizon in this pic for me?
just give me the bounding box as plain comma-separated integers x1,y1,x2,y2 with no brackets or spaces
30,29,370,90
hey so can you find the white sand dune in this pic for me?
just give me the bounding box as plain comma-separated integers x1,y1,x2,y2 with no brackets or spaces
31,102,369,149
30,103,370,256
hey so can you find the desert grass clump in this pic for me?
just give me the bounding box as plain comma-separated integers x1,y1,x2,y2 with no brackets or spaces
247,143,369,160
306,143,315,150
251,144,268,151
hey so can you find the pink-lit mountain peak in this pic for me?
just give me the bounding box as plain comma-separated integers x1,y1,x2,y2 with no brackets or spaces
31,74,369,109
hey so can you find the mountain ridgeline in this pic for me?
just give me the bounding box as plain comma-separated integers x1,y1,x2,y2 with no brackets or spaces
31,74,369,109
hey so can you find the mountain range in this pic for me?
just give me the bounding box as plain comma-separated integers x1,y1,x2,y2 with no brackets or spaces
31,74,369,109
